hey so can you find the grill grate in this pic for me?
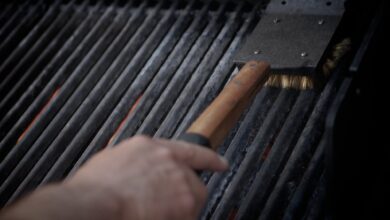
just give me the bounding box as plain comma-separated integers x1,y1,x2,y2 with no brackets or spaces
0,1,345,219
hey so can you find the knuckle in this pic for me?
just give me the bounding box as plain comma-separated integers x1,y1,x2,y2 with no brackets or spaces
131,135,152,144
159,160,177,175
172,169,187,182
154,147,173,160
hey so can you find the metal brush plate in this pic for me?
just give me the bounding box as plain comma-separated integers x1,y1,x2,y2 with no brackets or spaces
234,14,342,73
234,0,345,74
266,0,345,16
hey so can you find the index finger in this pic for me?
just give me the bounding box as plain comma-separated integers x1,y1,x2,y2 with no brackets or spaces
154,138,229,172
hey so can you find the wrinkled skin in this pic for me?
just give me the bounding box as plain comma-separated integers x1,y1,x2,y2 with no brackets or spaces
0,136,228,220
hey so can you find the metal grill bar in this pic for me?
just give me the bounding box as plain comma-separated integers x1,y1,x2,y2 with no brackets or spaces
112,3,230,144
156,6,259,141
0,2,47,78
236,90,317,219
41,0,201,183
0,1,137,204
8,1,163,202
0,1,75,120
0,1,30,52
283,139,326,220
137,3,245,138
301,172,326,220
0,2,117,160
211,89,300,219
259,72,341,220
68,1,214,173
0,2,127,168
0,4,16,28
161,12,256,140
201,86,280,219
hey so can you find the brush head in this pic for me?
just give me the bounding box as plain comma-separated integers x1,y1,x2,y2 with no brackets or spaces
233,0,347,91
234,13,343,73
264,38,351,90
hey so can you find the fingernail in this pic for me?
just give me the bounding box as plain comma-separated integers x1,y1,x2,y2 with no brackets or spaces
219,155,229,167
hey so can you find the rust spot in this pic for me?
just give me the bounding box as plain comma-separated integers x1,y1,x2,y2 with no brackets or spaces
17,88,60,143
261,134,277,160
227,208,238,220
107,95,143,147
261,143,272,160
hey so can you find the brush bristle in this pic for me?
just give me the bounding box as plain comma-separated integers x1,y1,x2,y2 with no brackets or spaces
265,74,314,90
323,38,351,77
264,38,351,90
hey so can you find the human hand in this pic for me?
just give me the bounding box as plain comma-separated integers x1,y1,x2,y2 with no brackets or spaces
65,135,228,220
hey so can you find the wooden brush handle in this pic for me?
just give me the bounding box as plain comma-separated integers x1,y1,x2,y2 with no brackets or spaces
178,61,270,150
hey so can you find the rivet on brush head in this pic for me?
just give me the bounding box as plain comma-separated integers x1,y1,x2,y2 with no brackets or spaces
300,52,308,57
273,18,280,24
318,19,325,25
254,50,261,55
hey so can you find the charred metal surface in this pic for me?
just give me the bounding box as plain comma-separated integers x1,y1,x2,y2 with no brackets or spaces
0,1,357,219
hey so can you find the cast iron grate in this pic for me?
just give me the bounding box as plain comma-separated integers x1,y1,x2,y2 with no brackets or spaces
0,1,342,219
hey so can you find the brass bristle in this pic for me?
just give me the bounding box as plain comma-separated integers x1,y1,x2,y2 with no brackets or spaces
323,38,351,77
265,38,351,90
265,74,314,90
264,74,279,87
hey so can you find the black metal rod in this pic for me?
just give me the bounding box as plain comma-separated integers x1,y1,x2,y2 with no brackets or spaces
0,1,76,99
137,3,245,138
0,1,48,73
8,1,158,201
0,4,16,28
0,1,75,122
0,3,86,121
0,3,61,93
69,0,211,173
301,171,326,220
282,138,326,220
236,90,317,220
0,4,117,160
0,3,47,65
168,4,257,140
201,86,280,219
257,70,341,220
0,4,131,203
0,3,139,205
36,0,173,183
41,1,199,184
112,2,229,143
0,1,30,51
211,89,299,220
